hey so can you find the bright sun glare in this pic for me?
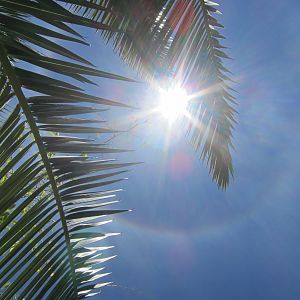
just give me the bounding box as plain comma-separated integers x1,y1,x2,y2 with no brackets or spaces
157,86,188,123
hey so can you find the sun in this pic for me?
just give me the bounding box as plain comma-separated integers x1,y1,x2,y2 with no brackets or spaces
156,86,189,123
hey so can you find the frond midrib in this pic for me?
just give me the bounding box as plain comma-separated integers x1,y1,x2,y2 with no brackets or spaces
200,0,221,75
0,45,78,297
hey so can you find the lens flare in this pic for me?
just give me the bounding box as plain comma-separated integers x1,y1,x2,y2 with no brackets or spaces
157,86,188,123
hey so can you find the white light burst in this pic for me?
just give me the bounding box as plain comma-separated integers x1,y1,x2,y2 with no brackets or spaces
157,86,188,123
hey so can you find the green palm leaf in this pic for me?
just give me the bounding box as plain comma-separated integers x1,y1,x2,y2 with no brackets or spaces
0,1,135,298
74,0,236,189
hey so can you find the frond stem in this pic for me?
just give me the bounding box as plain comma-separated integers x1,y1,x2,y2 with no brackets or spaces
0,44,78,298
199,0,219,72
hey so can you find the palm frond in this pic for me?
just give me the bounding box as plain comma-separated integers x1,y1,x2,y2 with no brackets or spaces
0,1,135,298
73,0,236,189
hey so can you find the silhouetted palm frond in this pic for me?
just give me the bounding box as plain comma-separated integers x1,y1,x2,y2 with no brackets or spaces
0,1,136,298
73,0,236,188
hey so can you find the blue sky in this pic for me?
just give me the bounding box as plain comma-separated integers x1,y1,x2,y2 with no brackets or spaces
74,1,300,299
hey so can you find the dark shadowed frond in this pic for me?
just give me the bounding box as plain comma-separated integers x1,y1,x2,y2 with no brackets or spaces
0,1,136,298
70,0,236,189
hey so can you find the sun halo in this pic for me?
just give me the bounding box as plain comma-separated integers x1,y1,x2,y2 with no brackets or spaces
156,86,189,123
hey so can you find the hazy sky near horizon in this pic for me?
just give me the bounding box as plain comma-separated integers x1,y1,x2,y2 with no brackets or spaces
75,1,300,299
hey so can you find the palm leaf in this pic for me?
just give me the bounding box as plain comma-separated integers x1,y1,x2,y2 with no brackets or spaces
72,0,236,189
0,1,136,298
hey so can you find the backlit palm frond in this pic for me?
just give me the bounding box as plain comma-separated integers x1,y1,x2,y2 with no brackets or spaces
76,0,236,189
0,1,135,298
0,69,14,113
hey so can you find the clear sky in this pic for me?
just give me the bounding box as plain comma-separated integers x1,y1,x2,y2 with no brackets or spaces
75,1,300,299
